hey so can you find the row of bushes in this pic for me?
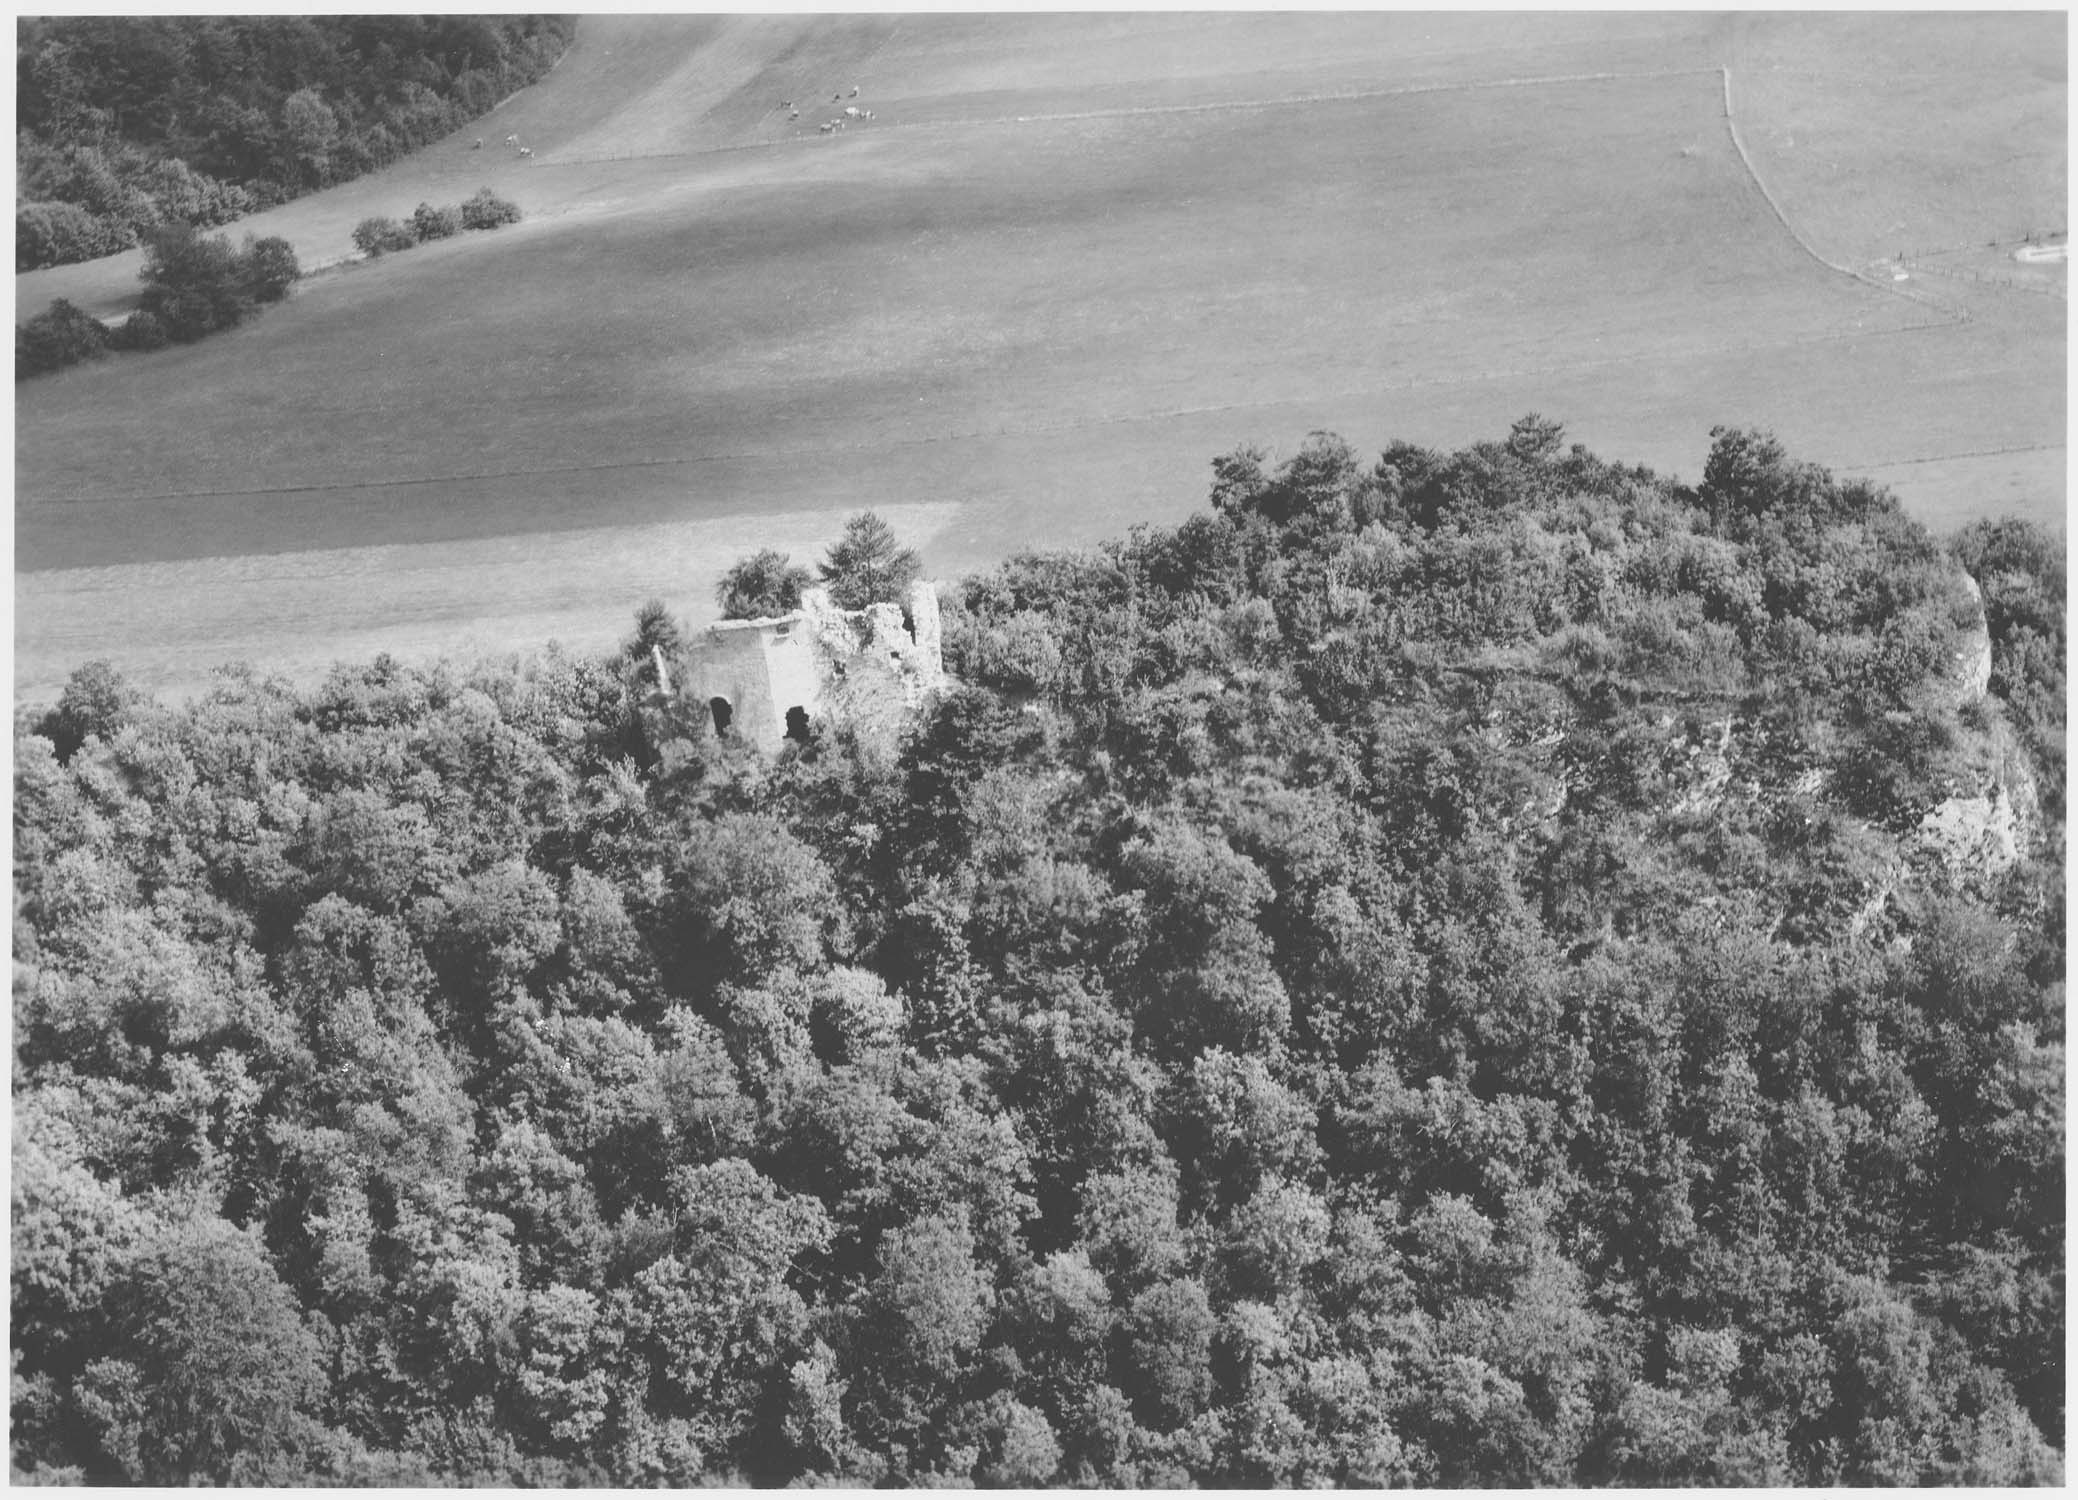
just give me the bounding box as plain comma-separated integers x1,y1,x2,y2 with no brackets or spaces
352,187,522,258
16,224,298,380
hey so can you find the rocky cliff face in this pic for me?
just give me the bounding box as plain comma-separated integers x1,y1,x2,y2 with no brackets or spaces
1943,572,1996,710
1462,560,2038,945
1911,570,2038,884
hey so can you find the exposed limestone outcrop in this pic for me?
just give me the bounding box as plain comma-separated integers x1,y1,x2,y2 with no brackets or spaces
1668,716,1736,817
1914,721,2041,882
1918,785,2029,878
1944,572,1995,710
1847,859,1904,940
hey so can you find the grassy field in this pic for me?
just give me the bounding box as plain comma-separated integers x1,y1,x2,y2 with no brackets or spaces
1722,12,2066,266
14,14,2064,701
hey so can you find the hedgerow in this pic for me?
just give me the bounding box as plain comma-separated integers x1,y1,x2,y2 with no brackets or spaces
351,188,522,262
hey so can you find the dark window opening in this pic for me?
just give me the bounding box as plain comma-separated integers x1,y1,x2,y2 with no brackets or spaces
708,696,733,736
900,602,916,638
784,705,811,743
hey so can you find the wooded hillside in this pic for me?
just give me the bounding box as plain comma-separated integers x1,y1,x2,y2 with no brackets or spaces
17,16,574,269
11,424,2063,1484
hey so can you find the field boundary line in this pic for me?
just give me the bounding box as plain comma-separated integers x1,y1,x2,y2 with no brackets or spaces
530,65,1727,170
962,64,1724,128
1719,66,1969,326
1837,442,2064,473
1893,230,2066,262
24,316,1960,518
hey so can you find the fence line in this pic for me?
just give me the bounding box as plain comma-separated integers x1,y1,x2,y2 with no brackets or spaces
1886,230,2067,263
1887,227,2067,302
1896,260,2066,300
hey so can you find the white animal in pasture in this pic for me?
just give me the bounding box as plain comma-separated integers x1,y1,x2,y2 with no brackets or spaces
518,146,533,158
505,133,518,146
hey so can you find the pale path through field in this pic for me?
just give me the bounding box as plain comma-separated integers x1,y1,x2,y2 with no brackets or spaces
14,14,2064,701
17,503,964,700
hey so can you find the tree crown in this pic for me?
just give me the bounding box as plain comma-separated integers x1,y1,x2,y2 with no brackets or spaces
718,549,814,620
820,512,921,611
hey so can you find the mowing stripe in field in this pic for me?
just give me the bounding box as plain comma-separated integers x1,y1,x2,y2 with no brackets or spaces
23,309,1963,519
541,65,1735,170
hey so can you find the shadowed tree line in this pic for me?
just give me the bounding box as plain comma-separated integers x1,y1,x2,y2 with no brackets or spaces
10,424,2063,1485
18,16,575,270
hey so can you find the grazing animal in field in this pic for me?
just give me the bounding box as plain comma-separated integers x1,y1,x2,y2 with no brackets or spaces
518,146,533,158
789,109,800,119
473,138,483,149
844,106,860,117
833,92,842,102
781,99,792,108
819,121,834,133
505,134,518,145
850,86,859,97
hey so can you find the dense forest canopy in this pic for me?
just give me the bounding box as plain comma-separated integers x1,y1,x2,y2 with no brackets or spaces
10,424,2064,1484
16,15,574,269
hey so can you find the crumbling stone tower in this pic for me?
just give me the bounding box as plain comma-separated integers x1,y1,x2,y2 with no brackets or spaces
680,579,945,751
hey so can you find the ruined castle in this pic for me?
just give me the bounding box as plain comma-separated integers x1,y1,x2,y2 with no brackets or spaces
675,579,946,751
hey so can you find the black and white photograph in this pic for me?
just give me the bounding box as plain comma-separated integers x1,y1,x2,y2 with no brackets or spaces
11,8,2066,1485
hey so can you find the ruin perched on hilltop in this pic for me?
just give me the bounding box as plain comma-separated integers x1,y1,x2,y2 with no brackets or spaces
678,579,945,751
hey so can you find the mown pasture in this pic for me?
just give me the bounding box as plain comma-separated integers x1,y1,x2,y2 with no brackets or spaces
14,13,2064,700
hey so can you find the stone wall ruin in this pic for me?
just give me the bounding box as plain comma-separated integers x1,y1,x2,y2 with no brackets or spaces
679,580,946,752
